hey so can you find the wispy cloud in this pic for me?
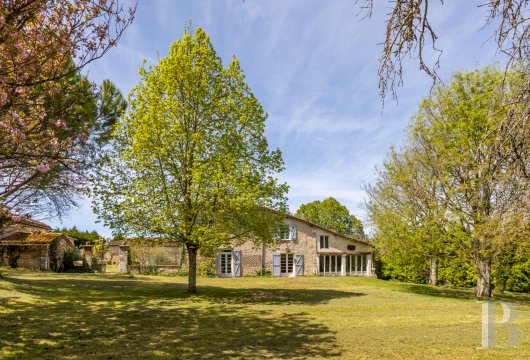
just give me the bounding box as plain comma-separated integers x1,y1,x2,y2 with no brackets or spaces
48,0,504,236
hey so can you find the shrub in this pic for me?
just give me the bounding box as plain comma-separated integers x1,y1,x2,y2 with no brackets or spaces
255,269,272,276
159,269,189,277
198,257,216,277
128,264,160,275
505,260,530,293
62,250,84,272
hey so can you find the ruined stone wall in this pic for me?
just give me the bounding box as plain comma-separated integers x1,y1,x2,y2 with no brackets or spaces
0,245,48,269
49,237,75,271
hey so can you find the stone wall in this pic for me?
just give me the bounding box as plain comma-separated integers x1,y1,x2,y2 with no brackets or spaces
0,245,48,270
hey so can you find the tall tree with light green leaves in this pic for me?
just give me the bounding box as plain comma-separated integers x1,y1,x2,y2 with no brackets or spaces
295,197,365,239
366,147,449,286
92,27,288,293
411,68,529,298
368,67,529,298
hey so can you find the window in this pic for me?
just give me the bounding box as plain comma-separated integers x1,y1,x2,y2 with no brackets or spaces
277,224,296,240
318,254,342,275
220,252,232,276
343,254,367,275
319,235,329,249
280,254,294,274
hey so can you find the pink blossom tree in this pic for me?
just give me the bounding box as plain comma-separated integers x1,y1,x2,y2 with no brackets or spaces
0,0,135,220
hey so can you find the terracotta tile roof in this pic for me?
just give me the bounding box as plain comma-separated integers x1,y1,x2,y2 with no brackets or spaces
0,212,51,230
0,232,64,245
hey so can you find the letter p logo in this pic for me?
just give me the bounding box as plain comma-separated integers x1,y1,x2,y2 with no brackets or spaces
478,301,519,349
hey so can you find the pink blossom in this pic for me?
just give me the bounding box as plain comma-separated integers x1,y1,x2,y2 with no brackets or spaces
36,163,50,173
55,119,67,129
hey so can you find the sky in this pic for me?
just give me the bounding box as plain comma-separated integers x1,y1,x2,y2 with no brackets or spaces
48,0,504,237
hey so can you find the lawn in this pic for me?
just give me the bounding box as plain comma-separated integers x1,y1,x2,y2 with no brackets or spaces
0,269,529,359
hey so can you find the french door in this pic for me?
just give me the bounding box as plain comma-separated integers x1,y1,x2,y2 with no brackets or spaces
280,253,294,276
219,251,232,277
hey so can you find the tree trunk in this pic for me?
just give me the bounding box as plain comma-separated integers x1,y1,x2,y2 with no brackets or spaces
187,244,198,294
476,258,493,298
429,257,438,286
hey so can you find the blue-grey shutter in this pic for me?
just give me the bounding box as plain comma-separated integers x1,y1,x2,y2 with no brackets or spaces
215,253,220,276
294,253,304,276
232,249,241,277
289,224,297,240
272,252,281,276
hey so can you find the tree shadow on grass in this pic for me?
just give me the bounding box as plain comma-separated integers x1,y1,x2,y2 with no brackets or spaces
0,275,364,305
0,274,365,359
0,301,341,359
399,283,530,304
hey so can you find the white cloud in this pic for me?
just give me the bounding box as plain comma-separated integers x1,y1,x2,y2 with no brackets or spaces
52,0,508,234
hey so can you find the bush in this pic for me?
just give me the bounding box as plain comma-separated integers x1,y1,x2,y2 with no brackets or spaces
198,257,216,277
255,269,272,276
505,260,530,293
159,269,189,277
128,264,160,275
62,250,84,272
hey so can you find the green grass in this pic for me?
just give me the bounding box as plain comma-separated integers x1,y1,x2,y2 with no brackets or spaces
0,268,529,359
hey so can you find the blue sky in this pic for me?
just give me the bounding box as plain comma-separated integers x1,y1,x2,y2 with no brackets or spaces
49,0,503,237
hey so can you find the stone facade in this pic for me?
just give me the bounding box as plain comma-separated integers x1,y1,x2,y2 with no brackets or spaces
0,233,75,271
215,214,375,278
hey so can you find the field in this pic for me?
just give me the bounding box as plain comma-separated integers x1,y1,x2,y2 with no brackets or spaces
0,269,529,359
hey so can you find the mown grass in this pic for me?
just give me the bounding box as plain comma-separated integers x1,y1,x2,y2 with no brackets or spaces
0,268,529,359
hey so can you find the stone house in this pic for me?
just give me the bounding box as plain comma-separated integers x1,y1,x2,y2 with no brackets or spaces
0,215,51,238
215,213,375,278
0,216,75,271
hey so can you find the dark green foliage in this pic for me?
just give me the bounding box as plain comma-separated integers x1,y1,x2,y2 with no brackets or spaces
374,257,391,280
56,226,101,247
61,249,89,272
160,269,190,277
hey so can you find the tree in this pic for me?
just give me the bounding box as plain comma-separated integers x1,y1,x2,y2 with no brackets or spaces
56,226,102,247
1,64,127,220
295,197,365,239
365,148,448,286
410,68,528,297
358,1,529,192
357,1,528,100
367,68,529,297
92,27,288,293
0,0,134,219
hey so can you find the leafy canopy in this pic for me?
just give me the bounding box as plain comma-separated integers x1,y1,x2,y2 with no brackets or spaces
295,197,365,239
92,27,288,291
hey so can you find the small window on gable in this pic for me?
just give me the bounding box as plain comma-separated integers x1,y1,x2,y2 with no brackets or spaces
319,235,329,249
277,225,291,240
277,224,297,241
